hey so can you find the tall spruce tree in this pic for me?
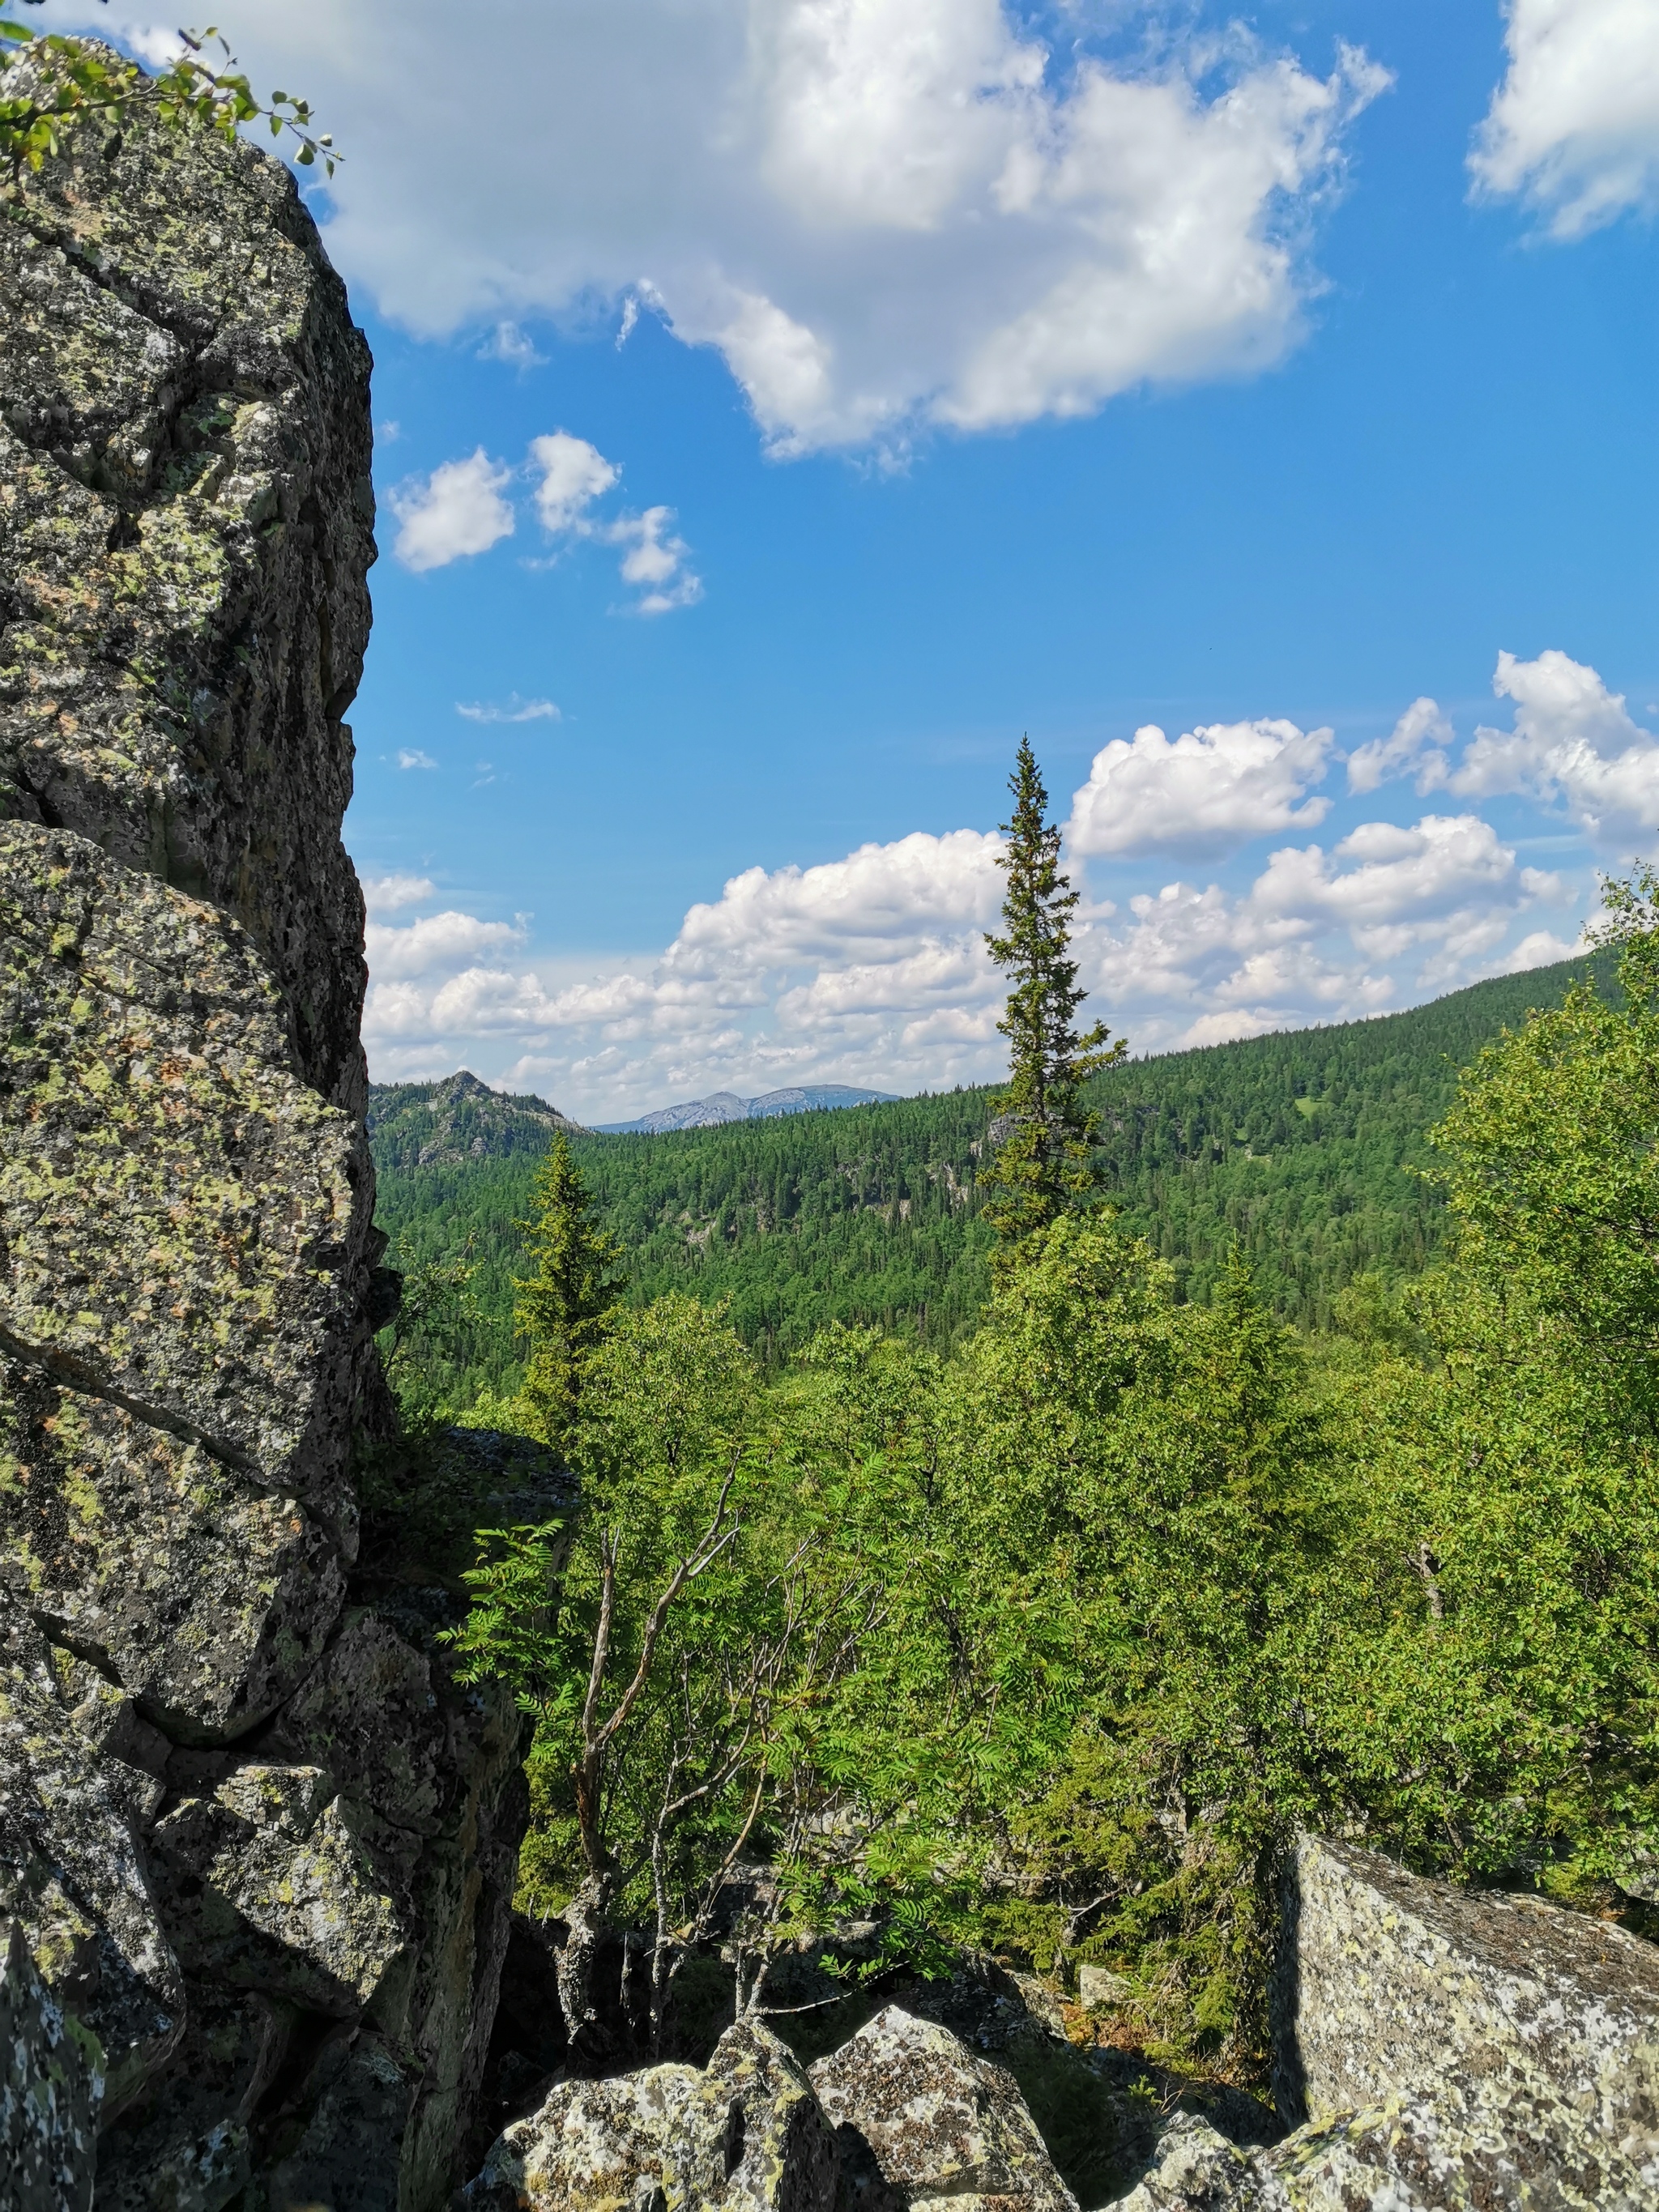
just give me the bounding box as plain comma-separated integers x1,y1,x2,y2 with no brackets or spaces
515,1132,626,1452
979,736,1124,1251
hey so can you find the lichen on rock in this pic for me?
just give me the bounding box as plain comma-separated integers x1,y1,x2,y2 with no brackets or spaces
809,2006,1080,2211
1121,1834,1659,2210
0,64,554,2212
0,49,376,1113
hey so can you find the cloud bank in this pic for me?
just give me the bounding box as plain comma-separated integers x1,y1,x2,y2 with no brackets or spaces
356,650,1640,1119
100,0,1388,455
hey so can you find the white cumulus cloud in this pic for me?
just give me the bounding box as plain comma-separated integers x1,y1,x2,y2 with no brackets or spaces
389,449,515,571
102,0,1389,456
1346,697,1453,795
1472,0,1659,237
1451,649,1659,845
604,508,702,616
356,793,1587,1111
478,320,548,368
1066,718,1334,859
361,872,435,914
365,910,527,980
527,434,702,612
396,748,437,770
529,433,620,532
361,829,1008,1106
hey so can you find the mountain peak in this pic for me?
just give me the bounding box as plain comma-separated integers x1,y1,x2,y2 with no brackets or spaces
598,1082,897,1134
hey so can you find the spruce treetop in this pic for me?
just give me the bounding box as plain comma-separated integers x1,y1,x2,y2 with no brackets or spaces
514,1131,626,1452
980,735,1124,1251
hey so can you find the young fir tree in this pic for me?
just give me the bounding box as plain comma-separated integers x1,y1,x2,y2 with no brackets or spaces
979,736,1124,1251
514,1132,626,1452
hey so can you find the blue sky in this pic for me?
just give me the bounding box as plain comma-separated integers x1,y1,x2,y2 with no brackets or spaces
53,0,1659,1119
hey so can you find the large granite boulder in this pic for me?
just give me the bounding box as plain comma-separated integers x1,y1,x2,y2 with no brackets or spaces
809,2006,1080,2210
1273,1831,1659,2160
0,63,552,2212
466,2018,838,2211
1119,1834,1659,2210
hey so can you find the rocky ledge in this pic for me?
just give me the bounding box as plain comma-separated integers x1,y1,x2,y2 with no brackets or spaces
0,65,564,2212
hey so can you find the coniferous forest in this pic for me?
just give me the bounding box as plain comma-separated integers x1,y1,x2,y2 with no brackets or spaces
369,944,1616,1407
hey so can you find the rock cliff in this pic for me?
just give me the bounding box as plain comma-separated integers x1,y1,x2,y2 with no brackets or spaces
0,70,557,2211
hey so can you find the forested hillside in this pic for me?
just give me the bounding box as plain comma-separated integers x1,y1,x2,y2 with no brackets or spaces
368,949,1613,1406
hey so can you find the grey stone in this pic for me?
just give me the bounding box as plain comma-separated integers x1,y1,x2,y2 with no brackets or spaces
809,2006,1080,2210
1077,1965,1132,2013
1275,1832,1659,2199
1120,1835,1659,2210
1,1918,103,2212
258,1607,452,1835
0,1596,183,2117
0,55,535,2212
93,1991,288,2212
149,1779,408,2020
255,2031,412,2212
464,2061,705,2210
693,2019,840,2210
1,1352,345,1744
0,825,378,1538
0,46,376,1113
466,2018,837,2211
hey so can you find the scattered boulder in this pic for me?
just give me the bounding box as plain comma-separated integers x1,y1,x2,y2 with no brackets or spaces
466,2018,836,2210
1076,1966,1132,2014
1274,1831,1659,2163
809,2006,1080,2211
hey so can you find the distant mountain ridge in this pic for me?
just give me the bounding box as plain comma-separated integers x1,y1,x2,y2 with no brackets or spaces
598,1084,897,1134
365,1069,587,1169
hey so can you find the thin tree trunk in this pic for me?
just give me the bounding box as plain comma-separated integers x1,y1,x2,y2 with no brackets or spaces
556,1870,618,2066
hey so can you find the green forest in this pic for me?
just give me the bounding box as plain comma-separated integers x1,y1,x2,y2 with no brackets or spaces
369,944,1616,1409
369,752,1659,2176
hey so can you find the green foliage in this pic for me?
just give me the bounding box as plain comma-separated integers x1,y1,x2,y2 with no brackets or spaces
408,912,1659,2098
514,1132,627,1451
377,1247,482,1426
980,738,1124,1248
1435,870,1659,1385
0,2,334,183
365,953,1616,1409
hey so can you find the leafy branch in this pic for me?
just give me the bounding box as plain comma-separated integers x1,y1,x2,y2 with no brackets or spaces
0,0,335,185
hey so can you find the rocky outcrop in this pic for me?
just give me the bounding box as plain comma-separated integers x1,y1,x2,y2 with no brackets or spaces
1121,1834,1659,2210
0,65,559,2212
1,49,375,1113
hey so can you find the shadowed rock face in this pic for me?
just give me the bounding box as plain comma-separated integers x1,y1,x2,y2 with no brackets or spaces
1,1917,104,2212
0,66,550,2212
